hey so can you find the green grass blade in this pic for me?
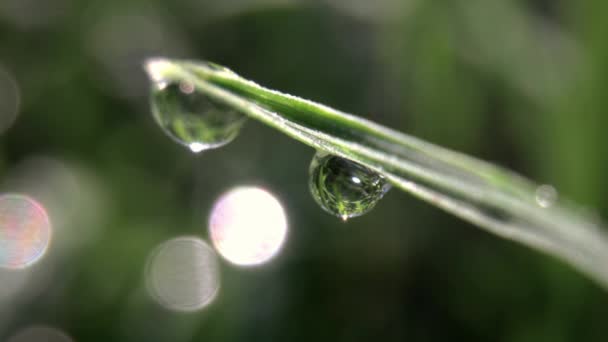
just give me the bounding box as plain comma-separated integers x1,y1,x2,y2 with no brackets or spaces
145,58,608,289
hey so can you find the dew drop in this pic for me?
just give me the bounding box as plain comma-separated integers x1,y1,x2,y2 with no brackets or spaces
149,80,246,152
535,184,558,208
309,152,391,220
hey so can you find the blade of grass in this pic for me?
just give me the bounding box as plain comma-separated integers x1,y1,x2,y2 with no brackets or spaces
145,58,608,289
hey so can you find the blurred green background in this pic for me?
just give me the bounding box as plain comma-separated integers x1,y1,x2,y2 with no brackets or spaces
1,0,608,341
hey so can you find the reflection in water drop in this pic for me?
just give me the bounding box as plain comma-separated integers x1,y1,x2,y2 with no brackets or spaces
0,194,51,269
0,66,20,135
179,80,195,94
309,152,391,220
145,236,220,312
535,184,558,208
145,60,246,153
209,187,288,266
7,325,73,342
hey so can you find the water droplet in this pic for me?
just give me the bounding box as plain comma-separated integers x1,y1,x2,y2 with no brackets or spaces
149,80,246,152
309,152,391,220
535,184,558,208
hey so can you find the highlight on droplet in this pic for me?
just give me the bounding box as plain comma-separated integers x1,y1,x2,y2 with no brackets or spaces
189,142,206,153
0,194,52,269
7,325,73,342
145,236,220,312
209,187,288,266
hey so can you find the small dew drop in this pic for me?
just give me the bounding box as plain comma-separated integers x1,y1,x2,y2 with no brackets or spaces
535,184,558,208
309,152,391,220
147,74,246,153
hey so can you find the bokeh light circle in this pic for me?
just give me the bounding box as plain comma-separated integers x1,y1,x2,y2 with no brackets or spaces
0,194,51,269
7,325,73,342
209,187,288,266
145,236,220,312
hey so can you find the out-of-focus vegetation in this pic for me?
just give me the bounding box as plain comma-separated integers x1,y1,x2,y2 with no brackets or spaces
0,0,607,341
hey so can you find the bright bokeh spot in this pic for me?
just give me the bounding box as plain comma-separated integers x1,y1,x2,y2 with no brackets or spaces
7,325,72,342
0,194,51,269
145,236,220,312
209,187,288,266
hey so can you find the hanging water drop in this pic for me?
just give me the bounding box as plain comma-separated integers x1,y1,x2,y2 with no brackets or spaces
535,184,558,208
309,152,391,220
148,76,246,153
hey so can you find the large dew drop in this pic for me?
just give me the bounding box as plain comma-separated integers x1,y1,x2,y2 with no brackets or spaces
309,152,391,220
148,74,246,153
